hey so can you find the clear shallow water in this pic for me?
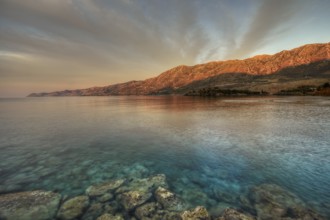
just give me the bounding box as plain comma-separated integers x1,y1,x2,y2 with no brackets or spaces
0,96,329,216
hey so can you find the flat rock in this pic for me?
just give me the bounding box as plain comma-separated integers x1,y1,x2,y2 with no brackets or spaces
86,179,125,197
155,187,185,211
118,190,152,211
57,195,89,220
216,208,255,220
181,206,210,220
0,190,61,220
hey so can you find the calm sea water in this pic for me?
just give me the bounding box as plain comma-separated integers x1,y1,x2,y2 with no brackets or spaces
0,96,329,216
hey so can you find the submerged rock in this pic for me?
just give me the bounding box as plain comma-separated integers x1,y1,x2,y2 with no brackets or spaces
181,206,210,220
180,186,210,208
81,202,104,220
57,195,89,220
86,179,125,197
134,201,182,220
208,203,231,217
238,194,254,213
161,211,182,220
118,190,152,211
116,174,167,194
250,184,325,220
286,206,325,220
134,202,159,219
155,187,185,211
216,208,255,220
121,163,150,179
0,190,61,220
97,193,114,203
148,174,168,188
212,189,238,204
96,213,124,220
103,201,120,215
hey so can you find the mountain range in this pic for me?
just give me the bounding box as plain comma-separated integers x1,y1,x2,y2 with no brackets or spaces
28,42,330,97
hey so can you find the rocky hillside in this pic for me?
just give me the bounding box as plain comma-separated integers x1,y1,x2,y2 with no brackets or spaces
28,42,330,97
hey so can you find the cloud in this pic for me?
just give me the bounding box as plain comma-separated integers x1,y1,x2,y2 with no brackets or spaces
0,0,216,96
225,0,304,59
0,0,330,97
0,0,210,71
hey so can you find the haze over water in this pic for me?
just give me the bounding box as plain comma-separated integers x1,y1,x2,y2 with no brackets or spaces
0,96,329,217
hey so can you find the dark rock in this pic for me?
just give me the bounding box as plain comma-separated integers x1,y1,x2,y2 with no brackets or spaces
57,195,89,220
286,206,325,220
103,201,120,215
250,184,300,219
0,190,61,220
81,202,104,220
238,195,254,214
162,211,182,220
250,184,325,220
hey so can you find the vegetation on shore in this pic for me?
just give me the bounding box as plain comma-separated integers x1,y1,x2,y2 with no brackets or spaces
185,87,268,97
275,82,330,96
185,82,330,97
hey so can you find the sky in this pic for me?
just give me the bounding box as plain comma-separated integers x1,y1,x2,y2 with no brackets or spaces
1,0,330,97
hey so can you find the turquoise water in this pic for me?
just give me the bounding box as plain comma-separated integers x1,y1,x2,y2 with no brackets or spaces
0,96,329,216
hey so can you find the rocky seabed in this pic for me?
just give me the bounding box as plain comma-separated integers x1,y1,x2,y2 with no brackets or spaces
0,173,326,220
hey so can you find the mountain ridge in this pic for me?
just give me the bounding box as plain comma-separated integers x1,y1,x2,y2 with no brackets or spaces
28,42,330,97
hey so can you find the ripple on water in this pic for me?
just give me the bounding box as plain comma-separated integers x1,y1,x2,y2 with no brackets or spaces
0,96,329,217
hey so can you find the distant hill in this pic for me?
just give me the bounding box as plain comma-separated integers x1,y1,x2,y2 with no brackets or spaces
28,42,330,97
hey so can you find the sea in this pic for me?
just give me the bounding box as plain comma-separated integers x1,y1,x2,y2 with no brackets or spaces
0,96,329,217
